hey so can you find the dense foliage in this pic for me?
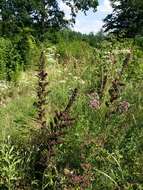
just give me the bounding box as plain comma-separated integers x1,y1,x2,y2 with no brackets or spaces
0,32,39,81
0,29,107,81
104,0,143,37
0,0,98,38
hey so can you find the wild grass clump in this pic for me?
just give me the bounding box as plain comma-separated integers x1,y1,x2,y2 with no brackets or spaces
0,137,23,189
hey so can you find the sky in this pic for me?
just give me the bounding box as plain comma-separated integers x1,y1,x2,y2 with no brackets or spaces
60,0,113,34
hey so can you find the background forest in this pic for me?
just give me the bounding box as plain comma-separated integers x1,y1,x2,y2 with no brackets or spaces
0,0,143,189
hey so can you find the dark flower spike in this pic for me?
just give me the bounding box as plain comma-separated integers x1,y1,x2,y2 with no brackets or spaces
33,51,78,186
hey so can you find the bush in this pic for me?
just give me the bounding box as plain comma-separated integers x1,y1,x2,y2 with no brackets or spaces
0,38,22,81
14,30,40,70
0,30,40,82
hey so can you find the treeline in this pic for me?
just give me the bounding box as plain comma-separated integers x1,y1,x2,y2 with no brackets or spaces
0,0,99,81
0,0,98,38
1,0,143,38
0,0,143,81
104,0,143,37
1,28,143,81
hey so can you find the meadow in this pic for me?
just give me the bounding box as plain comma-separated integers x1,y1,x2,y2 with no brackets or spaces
0,33,143,190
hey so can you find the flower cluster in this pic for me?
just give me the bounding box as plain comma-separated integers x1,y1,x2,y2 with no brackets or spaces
89,99,100,110
88,92,100,110
64,163,93,190
119,101,130,113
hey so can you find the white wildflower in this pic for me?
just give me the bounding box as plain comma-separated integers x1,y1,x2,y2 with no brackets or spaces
80,80,85,85
0,80,9,91
59,80,66,84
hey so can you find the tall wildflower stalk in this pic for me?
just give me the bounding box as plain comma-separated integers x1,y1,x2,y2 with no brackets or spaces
97,51,132,118
36,51,48,128
109,51,131,104
33,51,78,187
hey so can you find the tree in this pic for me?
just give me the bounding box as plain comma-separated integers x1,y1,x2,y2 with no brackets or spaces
0,0,98,37
103,0,143,37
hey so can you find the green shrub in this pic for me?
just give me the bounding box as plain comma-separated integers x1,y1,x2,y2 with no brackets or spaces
0,38,22,81
14,31,40,70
